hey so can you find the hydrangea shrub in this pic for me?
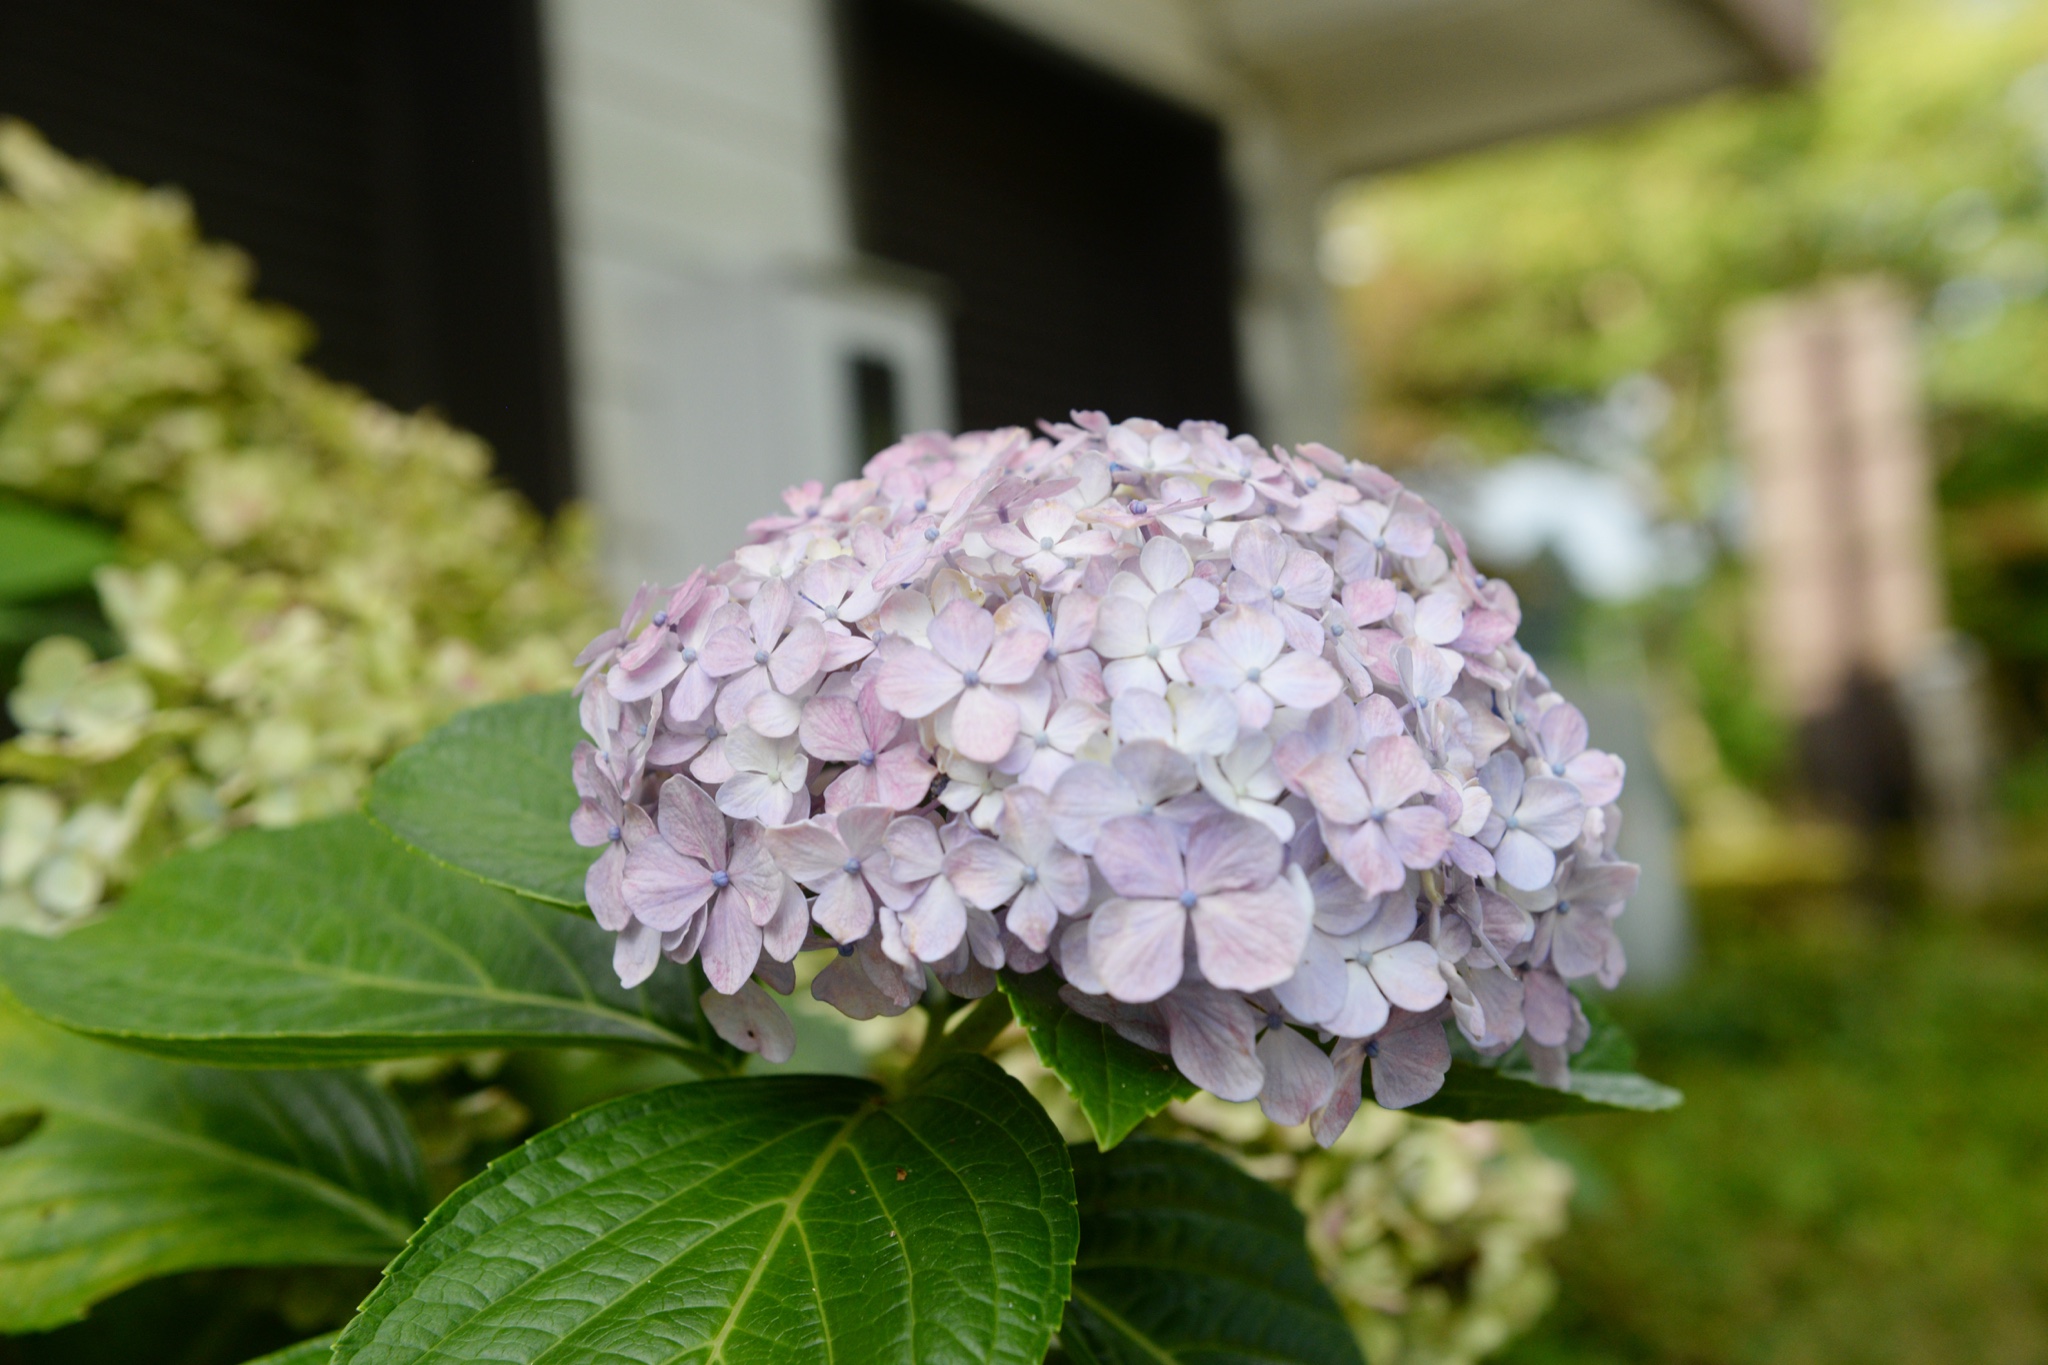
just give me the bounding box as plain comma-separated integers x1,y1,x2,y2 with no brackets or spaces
572,417,1639,1134
0,123,600,930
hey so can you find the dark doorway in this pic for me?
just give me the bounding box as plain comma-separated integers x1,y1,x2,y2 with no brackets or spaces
838,0,1246,435
0,0,575,512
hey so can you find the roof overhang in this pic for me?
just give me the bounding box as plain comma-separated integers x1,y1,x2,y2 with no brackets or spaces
1214,0,1815,177
961,0,1815,180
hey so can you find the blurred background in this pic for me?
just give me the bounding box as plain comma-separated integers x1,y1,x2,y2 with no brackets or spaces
5,0,2048,1361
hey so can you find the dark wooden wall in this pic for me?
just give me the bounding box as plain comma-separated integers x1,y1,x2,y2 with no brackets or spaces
838,0,1246,435
0,0,576,512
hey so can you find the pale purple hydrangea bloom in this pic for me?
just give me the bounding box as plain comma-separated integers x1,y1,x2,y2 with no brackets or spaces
568,415,1637,1143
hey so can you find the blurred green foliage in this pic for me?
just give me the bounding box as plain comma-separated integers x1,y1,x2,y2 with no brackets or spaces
1334,0,2048,797
1499,884,2048,1364
0,123,606,929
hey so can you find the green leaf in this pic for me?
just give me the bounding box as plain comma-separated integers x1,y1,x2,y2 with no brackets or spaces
241,1333,341,1364
333,1055,1077,1365
999,969,1193,1150
1409,1061,1683,1121
0,816,733,1072
368,692,595,906
0,498,118,603
1058,1137,1365,1365
0,996,426,1333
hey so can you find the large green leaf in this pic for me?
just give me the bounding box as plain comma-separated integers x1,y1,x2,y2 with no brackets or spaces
0,817,733,1072
333,1056,1078,1365
999,969,1192,1150
1056,1138,1364,1365
367,692,595,906
0,498,118,603
1409,1060,1683,1121
242,1333,341,1364
0,997,426,1333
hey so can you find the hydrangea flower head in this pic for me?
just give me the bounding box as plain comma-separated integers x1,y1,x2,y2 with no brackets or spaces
572,416,1636,1141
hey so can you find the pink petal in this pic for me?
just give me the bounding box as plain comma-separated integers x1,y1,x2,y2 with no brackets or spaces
1523,967,1573,1047
1274,929,1349,1024
1288,754,1369,825
725,828,787,926
835,804,895,859
1178,638,1239,690
1005,884,1060,951
585,843,631,932
1360,735,1431,809
1535,702,1589,764
951,684,1022,764
1049,762,1137,854
1382,511,1434,559
901,878,967,961
666,666,718,725
1115,739,1199,806
1258,652,1341,710
979,627,1052,686
701,979,795,1063
769,619,827,693
872,745,938,810
1395,641,1462,703
1257,1026,1337,1126
1516,776,1587,848
1230,522,1288,587
1192,881,1308,993
1184,813,1282,895
798,696,867,763
762,821,850,885
1493,828,1558,891
700,894,763,994
698,626,760,678
1325,962,1390,1038
875,641,964,718
606,641,684,702
1088,897,1189,1003
1565,750,1626,808
812,874,874,942
1336,820,1405,897
1149,591,1202,648
612,917,662,988
1093,814,1186,899
1447,832,1497,878
945,837,1025,909
1091,596,1151,659
1369,1013,1452,1109
1277,550,1334,605
926,599,994,672
1365,940,1448,1011
1040,846,1092,914
1382,805,1450,870
819,629,875,672
1479,751,1524,812
620,841,716,931
1412,592,1465,645
1139,536,1192,591
1342,578,1397,626
1208,607,1284,669
1550,906,1617,980
656,776,728,868
714,667,771,730
1312,1038,1366,1147
761,880,810,961
881,812,943,881
1158,983,1263,1102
